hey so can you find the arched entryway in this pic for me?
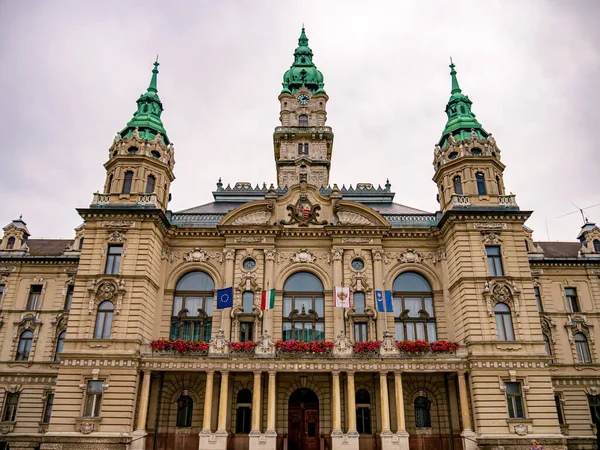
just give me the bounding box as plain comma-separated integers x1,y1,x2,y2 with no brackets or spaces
288,388,319,450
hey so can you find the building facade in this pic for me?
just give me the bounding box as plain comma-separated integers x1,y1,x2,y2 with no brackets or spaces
0,29,598,450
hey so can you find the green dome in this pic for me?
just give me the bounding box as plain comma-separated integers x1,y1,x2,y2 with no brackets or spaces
282,28,326,95
439,61,488,147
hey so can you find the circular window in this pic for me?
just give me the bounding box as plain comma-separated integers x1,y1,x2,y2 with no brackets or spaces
351,259,365,271
151,150,161,159
448,152,458,160
242,258,256,271
471,148,482,155
128,146,138,154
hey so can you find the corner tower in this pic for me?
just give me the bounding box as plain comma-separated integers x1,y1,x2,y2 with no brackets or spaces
432,61,516,212
95,60,175,211
274,28,333,188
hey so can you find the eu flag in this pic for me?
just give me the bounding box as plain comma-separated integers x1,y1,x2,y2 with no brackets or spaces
216,287,233,309
376,290,393,312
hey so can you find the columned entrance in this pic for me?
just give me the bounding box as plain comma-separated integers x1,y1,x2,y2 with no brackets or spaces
288,388,319,450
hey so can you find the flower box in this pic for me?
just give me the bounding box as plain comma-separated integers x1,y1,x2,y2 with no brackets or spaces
396,339,460,355
275,339,335,357
149,338,210,356
353,340,381,357
227,341,257,356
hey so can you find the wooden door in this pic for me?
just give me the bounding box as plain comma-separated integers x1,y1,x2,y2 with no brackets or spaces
288,406,319,450
304,409,319,450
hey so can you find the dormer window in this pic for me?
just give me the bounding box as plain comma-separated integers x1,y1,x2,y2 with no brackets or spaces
127,146,138,154
299,115,308,127
151,150,161,159
471,148,482,155
594,239,600,253
6,237,15,250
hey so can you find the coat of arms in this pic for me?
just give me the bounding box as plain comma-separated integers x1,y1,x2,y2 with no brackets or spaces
281,195,328,226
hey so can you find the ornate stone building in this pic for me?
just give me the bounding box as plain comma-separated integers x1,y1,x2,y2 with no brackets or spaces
0,28,598,450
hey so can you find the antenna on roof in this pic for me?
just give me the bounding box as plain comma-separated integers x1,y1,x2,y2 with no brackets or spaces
557,203,600,224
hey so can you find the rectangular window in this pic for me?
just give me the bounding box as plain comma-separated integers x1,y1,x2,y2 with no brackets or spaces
2,392,19,422
64,285,74,311
554,395,565,425
240,322,253,342
565,288,579,312
83,380,104,418
42,393,54,423
505,382,525,419
354,323,368,342
486,246,504,276
534,287,543,312
27,285,42,310
104,245,123,275
589,395,600,425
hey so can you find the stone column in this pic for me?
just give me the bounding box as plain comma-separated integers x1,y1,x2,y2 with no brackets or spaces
458,371,477,450
393,372,409,450
372,249,385,339
332,248,344,337
263,249,276,335
267,371,277,432
347,372,357,433
332,372,342,433
251,371,262,432
379,372,391,433
217,371,229,432
201,371,214,433
131,370,152,450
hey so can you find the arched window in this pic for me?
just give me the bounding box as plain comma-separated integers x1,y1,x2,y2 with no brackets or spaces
6,237,15,250
543,333,552,358
122,171,134,194
453,176,463,195
94,301,114,339
176,395,193,428
594,240,600,253
55,330,66,361
392,272,436,342
282,272,324,341
145,175,156,194
356,389,372,434
414,396,432,428
574,333,592,364
236,389,252,434
299,114,308,126
16,330,33,361
476,172,486,195
494,303,515,341
171,271,214,341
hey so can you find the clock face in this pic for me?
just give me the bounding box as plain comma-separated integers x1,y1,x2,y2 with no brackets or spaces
243,258,256,271
351,259,365,271
297,94,310,105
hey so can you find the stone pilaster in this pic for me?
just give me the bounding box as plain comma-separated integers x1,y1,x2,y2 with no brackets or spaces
393,372,409,450
458,371,477,450
263,248,276,335
372,248,385,339
332,248,343,337
131,370,152,450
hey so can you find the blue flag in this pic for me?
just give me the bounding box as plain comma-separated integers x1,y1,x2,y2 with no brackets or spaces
216,287,233,309
376,290,393,312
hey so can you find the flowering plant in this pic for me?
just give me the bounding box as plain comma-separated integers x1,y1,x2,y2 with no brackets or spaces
275,339,335,354
227,341,258,352
396,339,431,354
430,340,460,354
396,339,460,355
353,340,381,355
149,338,210,355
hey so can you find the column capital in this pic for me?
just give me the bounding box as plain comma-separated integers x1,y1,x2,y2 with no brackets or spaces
253,370,263,376
458,370,468,376
220,370,230,376
142,368,152,375
205,370,215,376
331,370,341,377
268,370,277,377
346,370,356,376
379,370,390,377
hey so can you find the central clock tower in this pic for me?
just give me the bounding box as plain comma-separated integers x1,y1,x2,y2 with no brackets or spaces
274,28,333,188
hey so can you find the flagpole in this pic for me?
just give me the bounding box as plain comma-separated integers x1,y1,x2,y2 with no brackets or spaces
383,279,388,332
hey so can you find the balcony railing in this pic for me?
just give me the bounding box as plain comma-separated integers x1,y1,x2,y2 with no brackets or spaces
90,192,159,207
498,194,518,207
274,126,333,135
451,194,471,207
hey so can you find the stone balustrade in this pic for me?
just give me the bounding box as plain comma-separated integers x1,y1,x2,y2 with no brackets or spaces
451,194,471,207
498,194,518,207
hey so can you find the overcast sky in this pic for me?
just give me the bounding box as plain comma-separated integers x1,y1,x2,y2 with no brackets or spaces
1,1,598,242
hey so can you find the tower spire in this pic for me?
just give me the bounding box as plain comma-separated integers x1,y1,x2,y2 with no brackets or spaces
449,58,462,95
147,59,159,94
281,27,326,94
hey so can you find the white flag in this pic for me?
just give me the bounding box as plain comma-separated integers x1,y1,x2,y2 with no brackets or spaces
334,286,351,308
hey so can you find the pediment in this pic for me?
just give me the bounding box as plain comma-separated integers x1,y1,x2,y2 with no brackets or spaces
219,185,390,228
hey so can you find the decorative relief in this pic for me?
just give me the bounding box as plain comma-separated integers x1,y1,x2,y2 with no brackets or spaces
336,211,375,226
398,249,423,264
102,221,135,228
513,423,528,436
184,248,210,262
64,266,78,275
483,281,520,316
333,333,353,357
0,266,16,274
80,422,95,434
107,231,125,242
255,330,275,357
234,237,266,244
88,279,125,314
331,248,343,261
264,249,277,261
342,237,374,244
161,247,181,262
281,195,328,226
472,223,507,230
371,249,388,264
232,210,272,226
291,249,316,264
530,268,543,276
223,248,235,261
238,272,259,292
482,232,502,245
209,329,228,354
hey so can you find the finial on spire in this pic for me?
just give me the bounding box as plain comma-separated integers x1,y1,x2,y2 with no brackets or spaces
449,57,461,95
148,59,160,94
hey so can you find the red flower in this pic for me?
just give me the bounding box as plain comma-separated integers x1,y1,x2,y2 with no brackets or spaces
227,341,257,352
396,339,460,355
353,341,381,354
275,339,335,354
430,340,460,354
150,338,209,355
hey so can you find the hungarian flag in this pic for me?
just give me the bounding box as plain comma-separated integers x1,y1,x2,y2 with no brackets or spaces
261,290,276,310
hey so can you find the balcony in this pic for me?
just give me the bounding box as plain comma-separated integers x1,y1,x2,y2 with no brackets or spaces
274,126,333,135
90,192,159,207
498,194,518,207
450,194,471,207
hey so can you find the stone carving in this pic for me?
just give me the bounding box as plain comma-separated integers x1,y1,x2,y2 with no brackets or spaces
331,248,344,261
161,248,182,262
333,333,353,357
513,423,528,436
80,422,94,434
264,249,277,261
291,249,317,264
184,248,210,262
0,424,12,434
472,223,507,230
336,211,375,226
399,249,422,264
342,237,374,244
97,282,117,300
64,266,78,275
234,237,266,244
209,329,228,354
88,278,126,314
491,284,511,304
281,194,328,226
483,232,502,245
232,210,272,226
102,221,135,228
371,249,388,264
223,248,235,260
255,330,276,357
107,231,125,242
380,330,399,356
